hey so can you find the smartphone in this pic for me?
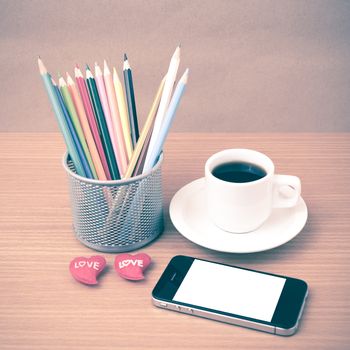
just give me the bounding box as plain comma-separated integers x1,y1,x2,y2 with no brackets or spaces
152,256,308,336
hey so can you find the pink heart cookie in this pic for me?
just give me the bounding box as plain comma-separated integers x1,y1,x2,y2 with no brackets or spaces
114,253,151,281
69,255,107,285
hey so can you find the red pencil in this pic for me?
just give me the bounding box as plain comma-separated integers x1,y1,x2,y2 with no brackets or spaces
75,66,111,180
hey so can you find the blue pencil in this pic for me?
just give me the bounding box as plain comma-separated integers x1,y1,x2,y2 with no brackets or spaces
143,68,189,172
38,58,86,177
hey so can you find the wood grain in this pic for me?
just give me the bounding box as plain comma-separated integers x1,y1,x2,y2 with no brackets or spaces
0,133,349,350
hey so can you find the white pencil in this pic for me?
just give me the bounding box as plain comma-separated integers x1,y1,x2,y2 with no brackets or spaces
103,60,128,176
143,69,189,172
143,46,180,168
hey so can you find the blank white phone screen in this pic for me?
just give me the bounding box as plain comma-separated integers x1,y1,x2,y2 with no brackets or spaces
173,260,286,322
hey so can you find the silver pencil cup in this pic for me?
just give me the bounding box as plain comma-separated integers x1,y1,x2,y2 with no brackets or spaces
62,153,164,252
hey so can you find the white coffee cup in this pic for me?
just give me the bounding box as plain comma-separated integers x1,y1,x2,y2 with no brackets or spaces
205,149,301,233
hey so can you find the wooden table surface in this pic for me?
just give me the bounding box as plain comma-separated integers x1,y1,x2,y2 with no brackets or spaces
0,133,349,350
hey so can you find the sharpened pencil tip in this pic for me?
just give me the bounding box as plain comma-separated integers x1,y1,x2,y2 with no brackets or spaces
75,63,80,68
181,68,189,84
103,60,110,75
86,68,94,79
58,75,66,87
38,57,47,75
124,53,128,61
123,59,130,71
86,64,91,71
113,67,118,79
173,46,181,60
74,66,83,78
95,62,102,76
66,73,74,85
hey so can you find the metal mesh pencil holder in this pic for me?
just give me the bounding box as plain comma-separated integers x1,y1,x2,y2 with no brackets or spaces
62,153,164,252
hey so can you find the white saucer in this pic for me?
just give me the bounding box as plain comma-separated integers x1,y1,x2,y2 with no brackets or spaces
169,178,308,253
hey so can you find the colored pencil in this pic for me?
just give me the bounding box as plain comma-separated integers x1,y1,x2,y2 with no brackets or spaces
143,69,189,172
104,61,128,174
123,54,139,147
75,67,111,180
59,76,97,179
38,58,86,177
53,78,93,178
86,66,120,180
66,73,107,180
124,75,166,178
144,46,180,169
133,116,155,176
113,67,133,160
99,61,128,176
95,62,120,173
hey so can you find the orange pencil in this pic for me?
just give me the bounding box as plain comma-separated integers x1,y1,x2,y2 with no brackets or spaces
66,72,107,180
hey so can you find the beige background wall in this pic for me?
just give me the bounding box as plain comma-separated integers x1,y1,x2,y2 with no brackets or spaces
0,0,349,132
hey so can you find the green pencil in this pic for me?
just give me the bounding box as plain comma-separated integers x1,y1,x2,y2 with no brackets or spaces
59,76,97,179
85,66,120,180
38,58,86,177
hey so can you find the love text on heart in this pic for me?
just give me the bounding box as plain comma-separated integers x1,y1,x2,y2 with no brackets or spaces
119,259,144,269
74,260,100,270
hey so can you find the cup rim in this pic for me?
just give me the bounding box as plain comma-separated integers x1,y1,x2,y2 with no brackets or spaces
205,148,274,186
62,152,163,186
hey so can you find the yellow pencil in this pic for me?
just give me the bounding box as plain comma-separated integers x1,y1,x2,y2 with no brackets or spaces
113,67,133,160
124,76,166,178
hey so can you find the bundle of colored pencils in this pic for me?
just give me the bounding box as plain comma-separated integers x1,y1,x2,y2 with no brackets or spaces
38,46,188,180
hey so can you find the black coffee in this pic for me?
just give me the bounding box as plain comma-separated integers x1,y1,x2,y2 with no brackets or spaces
212,161,267,183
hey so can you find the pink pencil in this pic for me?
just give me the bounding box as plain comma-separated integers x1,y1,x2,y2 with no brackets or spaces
95,62,127,177
66,72,107,181
75,66,111,180
103,60,128,175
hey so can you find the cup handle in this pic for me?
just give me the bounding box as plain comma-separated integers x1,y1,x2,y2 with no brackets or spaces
272,174,301,209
